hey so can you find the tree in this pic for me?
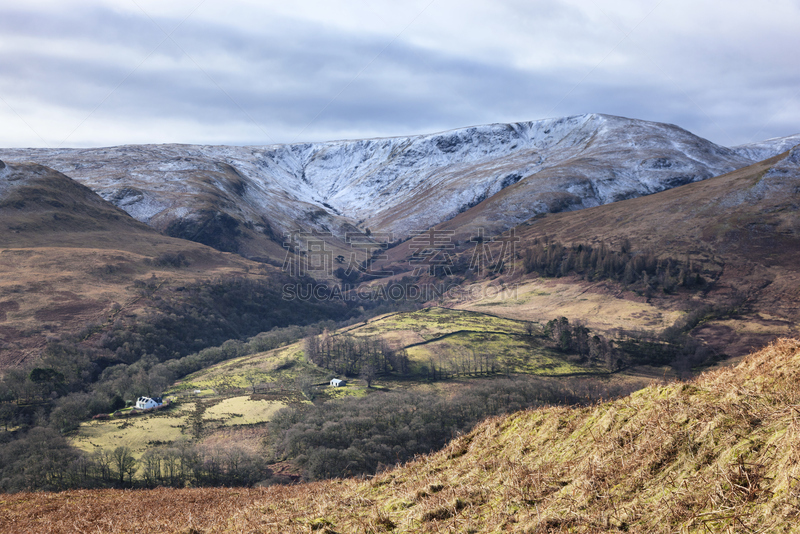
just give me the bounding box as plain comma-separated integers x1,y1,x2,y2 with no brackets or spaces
141,448,163,487
244,370,260,394
49,394,91,434
0,403,16,431
360,364,377,388
29,367,65,384
525,321,535,336
295,373,316,400
110,394,126,412
112,446,137,486
91,450,114,482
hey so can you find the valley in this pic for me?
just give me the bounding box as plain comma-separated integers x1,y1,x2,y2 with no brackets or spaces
0,114,799,531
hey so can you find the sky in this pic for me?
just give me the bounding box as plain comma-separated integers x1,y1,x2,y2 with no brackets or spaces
0,0,798,149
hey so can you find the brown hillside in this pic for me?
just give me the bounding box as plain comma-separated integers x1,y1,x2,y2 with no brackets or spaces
377,148,800,356
0,161,270,366
504,148,800,356
3,338,800,532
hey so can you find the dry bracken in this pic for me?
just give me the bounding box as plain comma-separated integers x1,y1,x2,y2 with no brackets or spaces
4,338,800,533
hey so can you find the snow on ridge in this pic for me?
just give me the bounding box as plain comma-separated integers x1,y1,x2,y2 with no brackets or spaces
0,114,759,243
732,133,800,162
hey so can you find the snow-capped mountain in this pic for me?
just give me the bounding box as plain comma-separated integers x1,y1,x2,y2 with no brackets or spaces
0,114,760,258
731,133,800,162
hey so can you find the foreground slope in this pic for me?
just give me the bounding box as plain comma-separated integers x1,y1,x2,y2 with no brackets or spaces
4,338,800,533
0,114,752,258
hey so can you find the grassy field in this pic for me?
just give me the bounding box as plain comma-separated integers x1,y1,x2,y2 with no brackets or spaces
200,396,288,427
69,395,290,463
70,403,196,460
405,331,598,375
345,306,531,338
171,306,602,395
171,344,323,394
448,278,686,334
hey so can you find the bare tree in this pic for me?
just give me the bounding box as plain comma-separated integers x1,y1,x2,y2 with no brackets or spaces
244,370,260,394
112,446,137,486
360,364,377,388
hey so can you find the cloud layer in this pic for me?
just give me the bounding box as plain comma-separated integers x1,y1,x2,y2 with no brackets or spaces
1,0,798,148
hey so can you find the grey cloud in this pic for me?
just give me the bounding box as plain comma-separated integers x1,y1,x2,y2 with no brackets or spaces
0,3,797,148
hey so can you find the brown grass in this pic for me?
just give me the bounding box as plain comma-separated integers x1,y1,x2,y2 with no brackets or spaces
5,338,800,532
0,163,276,366
373,152,800,358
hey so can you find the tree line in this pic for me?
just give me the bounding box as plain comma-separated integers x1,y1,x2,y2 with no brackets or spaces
0,428,269,492
544,317,622,370
522,238,709,295
304,332,411,385
423,341,504,381
304,331,522,383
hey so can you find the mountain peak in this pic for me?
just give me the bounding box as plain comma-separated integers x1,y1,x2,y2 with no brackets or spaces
0,116,760,259
732,132,800,161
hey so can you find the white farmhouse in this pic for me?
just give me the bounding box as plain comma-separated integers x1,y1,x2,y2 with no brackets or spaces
330,378,346,387
134,396,163,409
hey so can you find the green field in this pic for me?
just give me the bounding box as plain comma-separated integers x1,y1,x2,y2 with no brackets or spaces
171,343,325,395
67,306,612,475
70,396,292,460
405,331,598,375
169,307,601,396
71,403,196,460
200,395,288,427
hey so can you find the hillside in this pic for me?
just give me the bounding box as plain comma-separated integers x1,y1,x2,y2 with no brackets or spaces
0,160,335,366
3,338,800,533
0,114,753,260
364,146,800,358
503,146,800,357
732,132,800,161
50,303,660,485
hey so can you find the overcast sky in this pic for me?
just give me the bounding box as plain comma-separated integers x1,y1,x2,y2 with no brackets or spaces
0,0,798,148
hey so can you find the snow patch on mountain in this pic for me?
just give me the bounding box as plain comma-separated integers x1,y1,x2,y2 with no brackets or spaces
732,133,800,161
0,114,761,254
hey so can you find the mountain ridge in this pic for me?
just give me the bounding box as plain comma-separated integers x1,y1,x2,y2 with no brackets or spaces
0,160,286,365
0,114,758,259
732,132,800,161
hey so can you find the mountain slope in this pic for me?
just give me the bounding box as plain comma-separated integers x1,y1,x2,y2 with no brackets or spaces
506,146,800,293
369,146,800,357
4,338,800,533
478,146,800,263
0,160,277,366
732,132,800,161
0,114,753,259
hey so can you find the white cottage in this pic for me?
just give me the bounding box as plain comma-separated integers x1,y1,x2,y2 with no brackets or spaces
330,378,346,387
134,396,162,410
